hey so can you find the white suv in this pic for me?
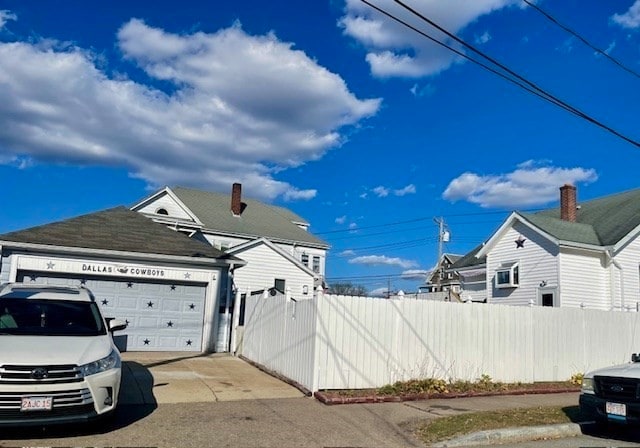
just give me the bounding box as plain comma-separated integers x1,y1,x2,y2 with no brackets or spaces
0,283,127,426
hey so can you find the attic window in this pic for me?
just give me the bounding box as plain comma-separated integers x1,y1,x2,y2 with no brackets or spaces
156,208,169,215
495,262,519,289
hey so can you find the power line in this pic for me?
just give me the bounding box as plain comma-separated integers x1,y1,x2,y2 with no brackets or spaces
522,0,640,81
360,0,640,148
316,209,513,235
390,0,640,148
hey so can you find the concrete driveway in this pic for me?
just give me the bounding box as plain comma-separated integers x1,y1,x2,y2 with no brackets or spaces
119,352,304,404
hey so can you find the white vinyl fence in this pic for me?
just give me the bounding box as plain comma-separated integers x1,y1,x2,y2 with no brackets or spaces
241,292,640,392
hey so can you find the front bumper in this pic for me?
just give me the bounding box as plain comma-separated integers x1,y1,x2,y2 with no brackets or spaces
580,393,640,424
0,367,121,427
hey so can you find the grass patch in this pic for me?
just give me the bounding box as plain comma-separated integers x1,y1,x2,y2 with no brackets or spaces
416,405,582,445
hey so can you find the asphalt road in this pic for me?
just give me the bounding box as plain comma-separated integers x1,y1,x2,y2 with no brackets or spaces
0,397,428,447
495,423,640,448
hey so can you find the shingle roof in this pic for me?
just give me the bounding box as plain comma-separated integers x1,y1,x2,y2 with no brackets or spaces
171,186,329,248
524,187,640,246
0,206,233,260
450,244,486,270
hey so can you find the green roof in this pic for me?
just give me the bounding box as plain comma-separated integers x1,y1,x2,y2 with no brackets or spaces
453,187,640,269
0,206,233,260
171,186,329,248
523,187,640,246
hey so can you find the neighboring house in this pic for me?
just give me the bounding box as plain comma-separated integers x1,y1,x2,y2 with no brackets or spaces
449,244,487,303
451,185,640,310
131,183,330,300
421,253,462,293
0,207,243,352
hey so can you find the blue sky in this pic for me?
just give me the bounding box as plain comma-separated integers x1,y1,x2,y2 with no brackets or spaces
1,0,639,295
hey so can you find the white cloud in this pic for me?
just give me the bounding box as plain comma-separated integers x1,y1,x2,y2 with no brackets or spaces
369,287,389,297
339,249,356,256
340,0,521,78
410,83,436,97
401,269,429,280
349,222,358,231
373,186,390,197
442,161,598,208
0,20,381,201
394,184,416,196
0,10,16,30
349,255,418,269
612,1,640,29
603,41,616,56
474,31,491,45
335,215,347,224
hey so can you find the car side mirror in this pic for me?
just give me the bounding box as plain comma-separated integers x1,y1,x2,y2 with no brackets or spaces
108,318,128,333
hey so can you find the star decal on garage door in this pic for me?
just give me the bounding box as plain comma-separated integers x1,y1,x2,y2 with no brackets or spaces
167,321,174,327
147,301,154,308
101,299,109,305
189,303,195,310
186,339,192,346
143,338,150,345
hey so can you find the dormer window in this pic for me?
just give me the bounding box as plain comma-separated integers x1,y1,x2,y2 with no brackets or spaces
495,262,519,288
156,208,169,215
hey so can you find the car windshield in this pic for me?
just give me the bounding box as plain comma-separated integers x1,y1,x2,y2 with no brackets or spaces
0,298,106,336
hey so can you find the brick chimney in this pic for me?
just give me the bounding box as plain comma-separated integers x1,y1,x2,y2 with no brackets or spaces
560,184,577,222
231,183,242,216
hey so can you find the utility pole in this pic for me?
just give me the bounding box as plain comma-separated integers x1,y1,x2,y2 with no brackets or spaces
433,217,449,292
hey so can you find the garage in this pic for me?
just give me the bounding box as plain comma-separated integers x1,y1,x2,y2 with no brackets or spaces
0,206,245,353
16,271,207,351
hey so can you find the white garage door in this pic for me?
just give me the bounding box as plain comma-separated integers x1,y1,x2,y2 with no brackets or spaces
17,272,207,352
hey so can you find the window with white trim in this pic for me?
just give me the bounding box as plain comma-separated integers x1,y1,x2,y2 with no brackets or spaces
312,256,320,273
495,262,519,288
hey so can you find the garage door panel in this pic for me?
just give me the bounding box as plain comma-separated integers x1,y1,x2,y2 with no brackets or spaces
16,272,206,352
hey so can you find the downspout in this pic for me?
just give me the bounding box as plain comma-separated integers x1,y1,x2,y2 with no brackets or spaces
223,263,236,352
607,249,625,311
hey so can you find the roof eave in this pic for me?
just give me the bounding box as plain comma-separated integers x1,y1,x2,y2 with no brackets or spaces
0,240,245,267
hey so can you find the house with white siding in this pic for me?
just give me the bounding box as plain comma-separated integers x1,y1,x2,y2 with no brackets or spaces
131,183,330,300
452,185,640,310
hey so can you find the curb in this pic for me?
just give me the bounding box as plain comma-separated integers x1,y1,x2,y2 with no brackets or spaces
313,387,580,405
430,423,583,447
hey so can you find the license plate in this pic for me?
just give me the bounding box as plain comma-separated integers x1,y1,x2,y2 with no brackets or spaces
21,396,53,412
606,401,626,417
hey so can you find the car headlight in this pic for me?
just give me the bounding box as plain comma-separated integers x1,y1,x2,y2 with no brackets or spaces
78,350,120,377
581,377,594,394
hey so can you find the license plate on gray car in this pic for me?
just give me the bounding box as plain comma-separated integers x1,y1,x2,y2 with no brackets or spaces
21,396,53,411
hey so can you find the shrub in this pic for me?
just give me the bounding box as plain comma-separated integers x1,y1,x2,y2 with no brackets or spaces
570,372,584,386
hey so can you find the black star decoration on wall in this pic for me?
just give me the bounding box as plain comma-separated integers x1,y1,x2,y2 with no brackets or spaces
189,304,195,310
515,236,526,248
143,338,150,345
147,301,154,308
127,282,133,288
29,275,37,282
170,285,176,291
186,339,193,346
80,278,87,285
167,321,174,327
101,299,109,306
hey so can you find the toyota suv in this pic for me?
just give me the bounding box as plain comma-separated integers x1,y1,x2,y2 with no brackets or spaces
0,282,127,426
580,354,640,426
